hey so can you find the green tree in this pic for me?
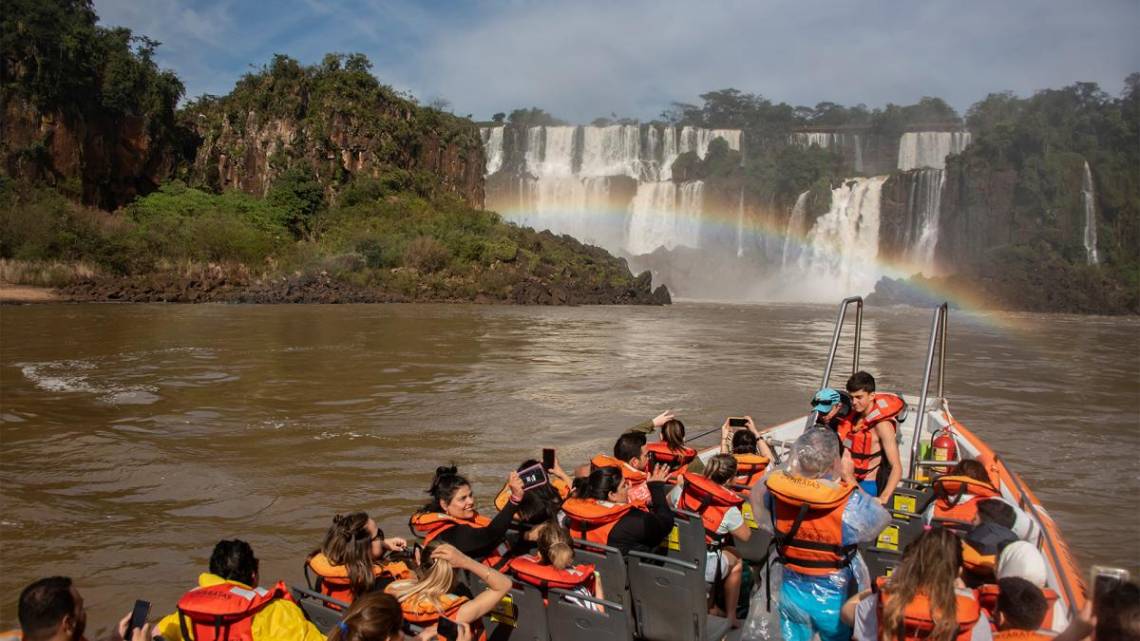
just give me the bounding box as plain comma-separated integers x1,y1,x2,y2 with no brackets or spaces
268,167,326,240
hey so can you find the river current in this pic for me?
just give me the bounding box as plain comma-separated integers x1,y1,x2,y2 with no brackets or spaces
1,302,1137,633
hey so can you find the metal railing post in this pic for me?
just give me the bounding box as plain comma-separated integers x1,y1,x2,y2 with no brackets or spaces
820,296,863,389
908,303,948,479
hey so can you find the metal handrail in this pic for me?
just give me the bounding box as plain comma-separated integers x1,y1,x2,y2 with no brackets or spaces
820,296,864,388
907,303,949,479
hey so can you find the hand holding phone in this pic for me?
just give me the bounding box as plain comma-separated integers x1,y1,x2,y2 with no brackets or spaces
517,463,548,491
1092,565,1130,604
437,616,459,641
728,417,748,428
542,448,556,470
121,600,150,641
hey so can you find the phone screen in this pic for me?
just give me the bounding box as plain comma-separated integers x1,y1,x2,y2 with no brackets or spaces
542,448,555,470
437,617,459,641
518,464,548,490
1093,566,1130,604
126,600,150,638
728,417,748,428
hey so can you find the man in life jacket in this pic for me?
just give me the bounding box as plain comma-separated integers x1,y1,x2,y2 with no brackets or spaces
156,539,322,641
845,371,904,504
993,577,1053,640
961,500,1021,584
752,428,891,641
590,431,654,506
811,388,856,437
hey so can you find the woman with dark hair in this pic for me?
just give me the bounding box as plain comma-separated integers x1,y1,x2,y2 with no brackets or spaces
645,418,698,474
410,466,523,562
720,416,774,490
560,463,674,554
306,512,412,605
844,528,992,641
328,591,471,641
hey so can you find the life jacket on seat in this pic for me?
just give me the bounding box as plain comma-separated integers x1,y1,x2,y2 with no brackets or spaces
645,441,697,471
978,584,1059,631
176,580,291,641
305,553,410,607
731,453,770,491
931,475,1001,528
677,472,745,546
507,554,596,593
847,393,906,482
591,455,651,506
561,498,636,545
874,575,982,641
409,512,493,547
764,471,858,575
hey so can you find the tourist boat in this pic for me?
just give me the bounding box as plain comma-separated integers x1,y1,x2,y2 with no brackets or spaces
292,297,1086,641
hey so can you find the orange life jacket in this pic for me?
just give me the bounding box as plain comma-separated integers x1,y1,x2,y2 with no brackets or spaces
305,553,410,606
931,476,1001,527
409,512,493,546
993,630,1057,640
847,393,906,481
646,441,697,469
387,589,486,641
979,584,1059,631
732,453,770,490
492,475,571,511
678,471,745,546
561,497,636,545
591,454,651,506
507,554,597,592
765,471,857,575
875,576,982,641
176,580,291,641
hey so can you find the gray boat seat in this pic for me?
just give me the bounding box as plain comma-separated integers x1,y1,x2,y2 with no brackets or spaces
290,586,347,634
860,545,903,582
627,550,730,641
571,538,629,610
547,587,633,641
889,479,935,517
731,500,772,564
486,583,549,641
666,510,709,571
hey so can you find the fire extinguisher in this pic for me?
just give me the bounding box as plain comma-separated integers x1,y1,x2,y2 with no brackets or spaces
929,426,957,477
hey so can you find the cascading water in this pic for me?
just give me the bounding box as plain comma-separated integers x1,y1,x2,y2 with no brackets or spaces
897,131,971,171
480,127,504,175
781,190,811,268
1081,161,1100,265
626,181,705,255
904,169,946,273
789,177,888,300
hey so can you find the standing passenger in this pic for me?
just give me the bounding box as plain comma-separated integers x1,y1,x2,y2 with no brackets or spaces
845,371,904,503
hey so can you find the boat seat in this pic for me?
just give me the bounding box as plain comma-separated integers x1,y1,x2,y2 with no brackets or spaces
547,588,633,641
732,501,773,564
888,479,934,517
571,539,630,610
665,510,709,571
290,586,347,634
627,550,730,641
486,583,549,641
860,545,903,582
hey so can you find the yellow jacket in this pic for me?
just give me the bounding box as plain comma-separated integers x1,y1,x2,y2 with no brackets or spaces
156,573,322,641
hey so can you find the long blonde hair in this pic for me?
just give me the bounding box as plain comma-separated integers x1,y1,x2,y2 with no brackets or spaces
388,540,455,613
880,528,963,641
536,520,575,570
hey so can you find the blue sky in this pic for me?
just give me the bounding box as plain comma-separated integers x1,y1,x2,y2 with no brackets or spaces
94,0,1139,122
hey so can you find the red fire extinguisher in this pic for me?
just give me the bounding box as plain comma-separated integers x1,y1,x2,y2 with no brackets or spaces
929,426,957,477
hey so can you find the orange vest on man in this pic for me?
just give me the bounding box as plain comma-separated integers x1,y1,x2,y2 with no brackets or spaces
846,393,906,482
764,471,858,575
591,454,651,506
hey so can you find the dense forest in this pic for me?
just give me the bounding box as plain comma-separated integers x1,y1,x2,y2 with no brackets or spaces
0,0,668,304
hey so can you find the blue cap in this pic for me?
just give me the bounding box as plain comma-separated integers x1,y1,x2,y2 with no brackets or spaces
811,388,842,413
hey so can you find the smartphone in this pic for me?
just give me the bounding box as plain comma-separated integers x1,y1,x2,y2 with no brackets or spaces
126,599,150,638
437,616,459,641
1091,565,1130,604
542,448,556,470
728,417,748,428
517,463,548,491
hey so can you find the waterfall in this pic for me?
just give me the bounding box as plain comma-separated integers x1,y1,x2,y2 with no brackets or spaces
1082,161,1100,265
480,127,504,175
626,181,705,255
781,190,811,268
897,131,972,170
905,169,946,273
793,177,887,299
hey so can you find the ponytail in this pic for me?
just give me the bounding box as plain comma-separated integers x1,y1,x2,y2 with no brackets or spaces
536,520,575,570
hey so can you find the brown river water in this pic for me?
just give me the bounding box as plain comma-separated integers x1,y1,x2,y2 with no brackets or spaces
1,302,1137,634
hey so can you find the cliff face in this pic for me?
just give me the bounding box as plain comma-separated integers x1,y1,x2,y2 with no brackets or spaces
1,95,185,209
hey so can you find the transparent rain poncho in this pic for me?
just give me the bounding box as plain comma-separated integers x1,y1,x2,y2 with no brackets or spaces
743,428,890,641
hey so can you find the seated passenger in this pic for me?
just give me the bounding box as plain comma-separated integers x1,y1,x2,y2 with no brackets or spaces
561,464,675,554
385,541,512,636
961,500,1021,584
410,466,523,563
645,418,698,475
925,459,1002,531
11,576,88,641
590,432,653,506
754,428,890,641
844,371,904,504
847,528,992,641
672,454,751,629
993,577,1052,640
508,520,603,609
492,457,572,512
330,591,471,641
995,542,1062,631
306,512,412,606
157,539,322,641
810,388,857,438
721,417,774,491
